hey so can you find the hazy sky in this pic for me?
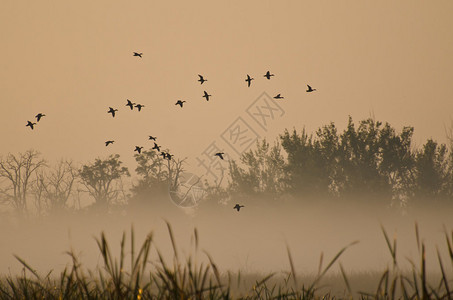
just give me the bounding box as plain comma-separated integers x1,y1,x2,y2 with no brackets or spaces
1,1,453,175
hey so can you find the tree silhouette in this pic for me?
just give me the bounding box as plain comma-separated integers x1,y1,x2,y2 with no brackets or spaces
130,148,186,208
229,139,286,200
34,159,77,214
280,125,338,198
336,117,392,202
413,139,450,204
133,149,168,191
377,123,415,207
79,154,129,211
0,149,46,215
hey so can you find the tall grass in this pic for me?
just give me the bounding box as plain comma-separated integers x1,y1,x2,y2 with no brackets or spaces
0,222,452,299
357,223,453,300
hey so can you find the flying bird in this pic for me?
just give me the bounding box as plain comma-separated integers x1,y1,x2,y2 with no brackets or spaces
264,71,274,80
126,99,135,110
215,152,225,160
133,52,143,57
160,151,167,159
273,94,284,99
245,74,254,87
203,91,211,101
135,104,145,111
35,113,46,122
198,74,207,84
134,146,144,154
166,153,173,160
233,204,244,211
152,143,161,151
26,121,36,130
306,85,316,92
105,140,114,146
107,107,118,117
175,100,186,107
149,136,157,141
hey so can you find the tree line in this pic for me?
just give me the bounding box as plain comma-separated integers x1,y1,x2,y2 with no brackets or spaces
228,117,453,208
1,117,452,216
0,148,186,216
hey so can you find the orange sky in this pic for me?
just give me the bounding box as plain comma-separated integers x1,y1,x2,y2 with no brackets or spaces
1,1,453,179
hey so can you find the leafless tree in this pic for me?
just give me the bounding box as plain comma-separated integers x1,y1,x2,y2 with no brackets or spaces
445,117,453,149
167,157,187,191
0,149,46,214
34,159,77,214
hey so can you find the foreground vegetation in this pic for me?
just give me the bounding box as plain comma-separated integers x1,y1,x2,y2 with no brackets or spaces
1,222,452,299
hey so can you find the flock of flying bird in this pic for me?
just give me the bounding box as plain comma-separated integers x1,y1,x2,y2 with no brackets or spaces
25,113,45,130
25,51,317,212
106,98,176,160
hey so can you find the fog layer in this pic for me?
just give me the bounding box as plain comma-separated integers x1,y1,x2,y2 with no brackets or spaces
1,196,452,278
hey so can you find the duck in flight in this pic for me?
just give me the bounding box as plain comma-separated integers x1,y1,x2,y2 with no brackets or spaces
175,100,186,107
274,94,284,99
135,104,145,111
198,74,207,84
126,99,135,110
35,113,46,122
149,136,157,141
264,71,274,80
160,151,167,159
203,91,211,101
166,153,173,160
152,143,161,151
133,52,143,57
233,204,244,211
245,74,254,87
105,140,114,146
134,146,144,154
26,121,36,130
306,85,316,92
108,107,118,117
215,152,225,160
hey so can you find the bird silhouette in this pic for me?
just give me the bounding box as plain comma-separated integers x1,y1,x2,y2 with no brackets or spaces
233,204,244,211
198,74,207,84
133,52,143,57
105,140,114,146
166,153,173,160
35,113,46,122
160,151,167,159
149,136,157,141
152,143,161,151
126,99,135,110
135,104,145,111
108,107,118,117
264,71,274,80
26,121,36,130
306,85,316,92
175,100,186,107
203,91,211,101
215,152,225,160
134,146,144,154
274,94,284,99
245,74,254,87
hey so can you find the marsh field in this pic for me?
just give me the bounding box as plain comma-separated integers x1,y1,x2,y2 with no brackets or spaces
1,198,453,299
2,0,453,298
2,117,453,298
